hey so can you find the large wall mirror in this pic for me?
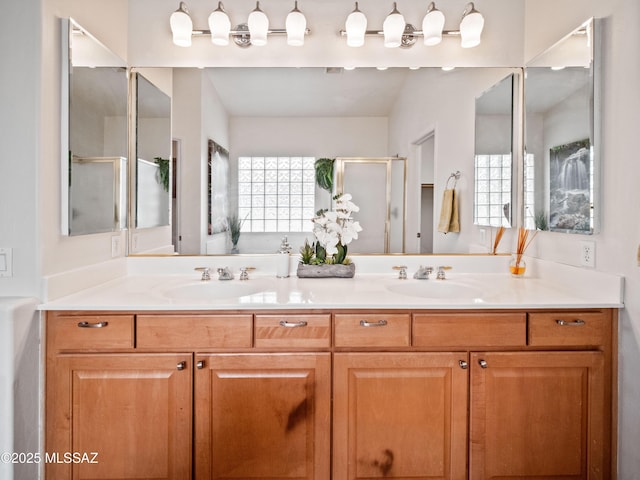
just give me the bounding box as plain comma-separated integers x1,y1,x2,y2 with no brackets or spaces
474,73,517,228
167,66,517,256
134,73,172,229
61,18,128,236
524,18,598,234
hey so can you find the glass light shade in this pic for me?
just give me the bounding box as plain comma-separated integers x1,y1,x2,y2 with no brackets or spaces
460,3,484,48
286,2,307,46
383,3,405,48
248,2,269,46
208,3,231,46
345,3,367,47
170,2,193,47
422,3,445,46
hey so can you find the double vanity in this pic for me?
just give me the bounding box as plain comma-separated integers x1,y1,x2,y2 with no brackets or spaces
41,255,623,480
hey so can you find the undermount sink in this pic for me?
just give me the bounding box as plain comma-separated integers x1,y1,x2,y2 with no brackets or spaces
162,281,267,300
386,281,484,300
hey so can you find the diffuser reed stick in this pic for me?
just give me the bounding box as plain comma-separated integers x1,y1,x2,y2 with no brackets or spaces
492,226,505,255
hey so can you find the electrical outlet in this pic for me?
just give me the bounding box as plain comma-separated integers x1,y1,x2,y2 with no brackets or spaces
580,241,595,267
111,236,121,258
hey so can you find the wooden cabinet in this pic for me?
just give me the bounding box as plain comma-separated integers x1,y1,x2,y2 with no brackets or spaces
46,308,616,480
195,353,331,480
333,352,468,480
46,352,192,479
469,351,606,480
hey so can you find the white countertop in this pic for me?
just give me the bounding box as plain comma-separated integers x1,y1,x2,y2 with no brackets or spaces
39,255,625,311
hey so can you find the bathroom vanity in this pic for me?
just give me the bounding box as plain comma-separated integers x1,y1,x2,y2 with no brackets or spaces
41,256,622,480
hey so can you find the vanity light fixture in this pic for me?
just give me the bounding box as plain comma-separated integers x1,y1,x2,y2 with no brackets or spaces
422,2,445,46
340,2,485,49
286,1,307,46
208,2,231,46
169,1,310,48
248,2,269,46
345,2,367,47
383,3,406,48
459,2,484,48
170,2,193,47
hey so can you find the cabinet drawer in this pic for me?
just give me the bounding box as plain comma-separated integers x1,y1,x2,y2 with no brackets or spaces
528,311,609,346
255,314,331,348
413,313,526,347
334,313,410,347
137,315,252,349
48,314,134,351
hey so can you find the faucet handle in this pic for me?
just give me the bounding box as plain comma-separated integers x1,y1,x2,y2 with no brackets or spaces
239,267,256,281
392,265,408,279
195,267,211,281
437,266,452,280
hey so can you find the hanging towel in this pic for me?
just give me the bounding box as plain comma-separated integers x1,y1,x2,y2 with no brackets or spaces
437,189,460,234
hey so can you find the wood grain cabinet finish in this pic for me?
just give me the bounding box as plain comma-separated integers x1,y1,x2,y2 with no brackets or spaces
194,353,331,480
46,308,616,480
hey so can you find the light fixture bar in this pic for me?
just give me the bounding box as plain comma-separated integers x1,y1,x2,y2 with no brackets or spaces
339,28,461,37
192,28,311,36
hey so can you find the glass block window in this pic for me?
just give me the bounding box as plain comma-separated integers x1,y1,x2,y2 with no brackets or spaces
523,153,536,229
238,156,316,233
474,154,512,227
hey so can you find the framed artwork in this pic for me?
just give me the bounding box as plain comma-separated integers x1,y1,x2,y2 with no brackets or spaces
208,139,229,235
548,139,591,233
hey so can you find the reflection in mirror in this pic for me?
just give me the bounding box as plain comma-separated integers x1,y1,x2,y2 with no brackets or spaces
524,18,597,234
61,18,128,236
474,73,515,228
135,73,171,229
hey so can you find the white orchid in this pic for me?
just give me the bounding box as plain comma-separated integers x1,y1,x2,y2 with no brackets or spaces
310,193,363,264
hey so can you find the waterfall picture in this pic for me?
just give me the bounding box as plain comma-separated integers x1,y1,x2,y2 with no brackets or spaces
549,139,592,233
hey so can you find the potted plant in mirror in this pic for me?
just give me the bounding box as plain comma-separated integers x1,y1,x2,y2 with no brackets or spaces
154,157,170,192
227,213,246,254
297,193,362,278
510,227,538,277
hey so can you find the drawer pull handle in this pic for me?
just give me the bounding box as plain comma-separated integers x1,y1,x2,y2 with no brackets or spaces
360,319,388,327
478,359,488,369
77,321,109,328
279,320,308,328
177,361,187,371
556,319,586,327
459,360,468,369
196,360,205,369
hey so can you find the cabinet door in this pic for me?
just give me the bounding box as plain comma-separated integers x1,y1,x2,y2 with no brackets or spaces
470,351,606,480
46,353,192,479
333,352,469,480
195,353,331,480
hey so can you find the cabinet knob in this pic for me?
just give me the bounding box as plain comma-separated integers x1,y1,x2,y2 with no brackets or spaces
459,360,468,369
360,319,388,327
556,319,586,327
77,321,109,328
196,360,205,369
177,361,187,371
478,359,488,369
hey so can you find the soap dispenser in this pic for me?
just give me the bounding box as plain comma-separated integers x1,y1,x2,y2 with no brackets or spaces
276,236,292,278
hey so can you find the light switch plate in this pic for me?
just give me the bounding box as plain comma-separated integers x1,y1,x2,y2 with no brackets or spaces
0,248,13,277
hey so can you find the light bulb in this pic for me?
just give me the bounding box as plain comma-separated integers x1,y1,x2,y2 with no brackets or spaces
345,2,367,47
422,2,445,46
208,2,231,46
170,2,193,47
460,2,484,48
286,1,307,46
383,2,405,48
248,1,269,46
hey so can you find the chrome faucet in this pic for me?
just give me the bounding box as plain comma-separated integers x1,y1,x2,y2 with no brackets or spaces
217,267,234,280
413,266,434,280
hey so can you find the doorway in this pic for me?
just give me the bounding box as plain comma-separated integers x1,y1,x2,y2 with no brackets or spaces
416,132,435,253
171,139,180,253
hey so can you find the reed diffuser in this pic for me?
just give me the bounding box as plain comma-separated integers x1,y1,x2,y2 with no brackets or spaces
510,227,538,277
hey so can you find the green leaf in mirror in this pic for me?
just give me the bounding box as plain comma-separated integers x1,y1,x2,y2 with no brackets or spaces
315,158,335,191
154,157,170,192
